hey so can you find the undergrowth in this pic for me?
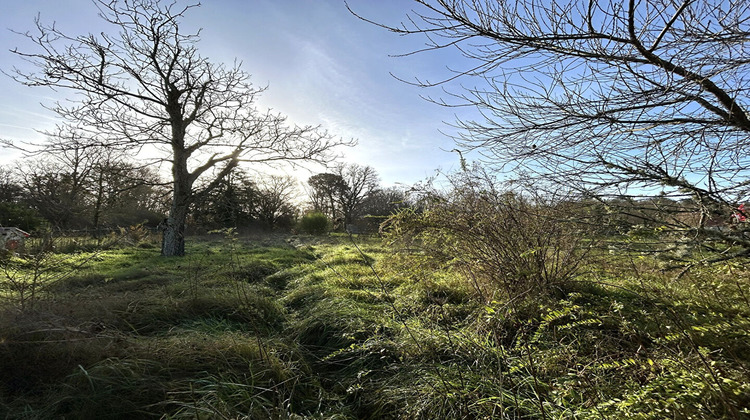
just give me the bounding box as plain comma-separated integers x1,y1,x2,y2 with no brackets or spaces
0,233,748,419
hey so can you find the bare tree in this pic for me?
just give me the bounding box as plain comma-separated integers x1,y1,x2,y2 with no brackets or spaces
89,154,164,233
353,0,750,260
336,163,380,229
15,157,90,229
307,164,380,230
9,0,346,255
254,175,299,230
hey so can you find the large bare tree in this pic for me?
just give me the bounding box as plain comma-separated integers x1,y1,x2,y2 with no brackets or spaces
354,0,750,259
254,174,299,230
8,0,345,255
336,163,379,229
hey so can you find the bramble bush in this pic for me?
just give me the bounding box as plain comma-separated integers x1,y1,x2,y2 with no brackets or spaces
384,169,592,301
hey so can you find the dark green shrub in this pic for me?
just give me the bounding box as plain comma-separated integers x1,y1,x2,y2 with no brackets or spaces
0,202,45,232
298,212,329,235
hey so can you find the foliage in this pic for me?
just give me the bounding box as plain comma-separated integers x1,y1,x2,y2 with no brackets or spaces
308,172,347,222
357,186,411,233
298,212,330,235
253,174,300,231
192,169,258,229
0,202,45,232
193,169,300,232
308,164,383,232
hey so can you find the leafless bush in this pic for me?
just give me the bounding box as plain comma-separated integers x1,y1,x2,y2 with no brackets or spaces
385,169,593,301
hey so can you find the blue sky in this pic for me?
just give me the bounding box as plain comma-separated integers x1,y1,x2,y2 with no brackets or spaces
0,0,474,187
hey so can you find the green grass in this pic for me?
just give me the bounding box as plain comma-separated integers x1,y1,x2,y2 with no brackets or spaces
0,233,748,419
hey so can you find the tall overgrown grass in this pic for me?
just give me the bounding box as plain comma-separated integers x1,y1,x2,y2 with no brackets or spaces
0,225,748,418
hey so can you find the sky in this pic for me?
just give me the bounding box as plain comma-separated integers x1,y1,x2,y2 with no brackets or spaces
0,0,475,188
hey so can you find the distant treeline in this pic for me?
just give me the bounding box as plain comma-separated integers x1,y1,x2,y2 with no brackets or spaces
0,153,412,235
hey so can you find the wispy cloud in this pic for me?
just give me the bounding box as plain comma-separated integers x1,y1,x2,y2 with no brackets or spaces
0,0,472,186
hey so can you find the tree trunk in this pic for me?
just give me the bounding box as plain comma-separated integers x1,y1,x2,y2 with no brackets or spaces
92,172,104,238
161,179,190,256
162,142,191,257
161,210,186,256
